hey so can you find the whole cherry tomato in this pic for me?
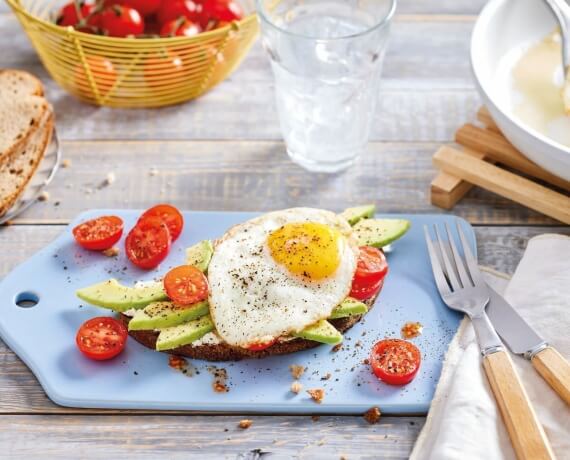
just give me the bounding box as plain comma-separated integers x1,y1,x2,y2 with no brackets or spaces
104,0,161,17
160,17,201,37
157,0,200,26
56,0,95,27
74,55,118,95
197,0,242,29
100,5,145,37
144,49,186,88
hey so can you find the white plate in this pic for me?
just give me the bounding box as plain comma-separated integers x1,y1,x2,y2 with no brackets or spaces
471,0,570,181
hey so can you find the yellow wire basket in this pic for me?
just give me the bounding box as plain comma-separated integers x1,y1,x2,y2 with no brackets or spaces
6,0,259,108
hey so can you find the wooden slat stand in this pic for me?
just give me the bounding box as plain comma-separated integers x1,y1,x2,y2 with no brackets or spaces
431,107,570,225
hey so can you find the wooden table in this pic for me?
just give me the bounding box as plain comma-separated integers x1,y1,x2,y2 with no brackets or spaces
1,1,568,458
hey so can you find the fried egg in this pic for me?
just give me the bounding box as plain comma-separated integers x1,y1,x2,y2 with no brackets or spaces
207,208,358,347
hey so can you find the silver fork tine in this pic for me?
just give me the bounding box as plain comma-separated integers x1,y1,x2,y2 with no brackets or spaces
423,226,452,296
434,224,462,291
445,222,473,288
456,221,485,286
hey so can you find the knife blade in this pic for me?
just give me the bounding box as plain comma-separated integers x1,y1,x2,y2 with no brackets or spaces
486,285,547,357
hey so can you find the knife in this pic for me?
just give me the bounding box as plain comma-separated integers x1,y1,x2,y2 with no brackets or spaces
486,286,570,405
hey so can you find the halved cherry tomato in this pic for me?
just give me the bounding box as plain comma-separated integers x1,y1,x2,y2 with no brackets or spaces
100,5,144,37
157,0,200,26
76,316,128,361
140,204,184,241
350,277,384,301
246,339,277,351
125,216,171,269
72,215,124,251
164,265,208,305
370,339,421,385
354,246,388,284
56,1,96,27
160,17,201,37
104,0,161,17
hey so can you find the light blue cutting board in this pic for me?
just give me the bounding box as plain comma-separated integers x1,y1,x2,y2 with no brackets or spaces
0,211,475,414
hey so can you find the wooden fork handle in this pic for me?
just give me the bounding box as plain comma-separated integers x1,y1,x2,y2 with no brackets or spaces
483,351,555,460
532,347,570,406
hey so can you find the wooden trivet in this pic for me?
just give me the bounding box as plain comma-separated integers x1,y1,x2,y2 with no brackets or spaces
431,107,570,224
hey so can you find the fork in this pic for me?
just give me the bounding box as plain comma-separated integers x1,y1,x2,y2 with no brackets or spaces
424,222,555,460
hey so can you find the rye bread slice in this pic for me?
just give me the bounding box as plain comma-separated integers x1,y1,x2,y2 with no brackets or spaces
121,293,379,362
0,109,53,217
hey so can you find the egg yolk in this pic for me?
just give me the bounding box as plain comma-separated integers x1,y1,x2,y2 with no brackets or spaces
268,222,342,280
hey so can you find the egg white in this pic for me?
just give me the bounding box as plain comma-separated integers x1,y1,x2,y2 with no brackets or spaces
207,208,358,347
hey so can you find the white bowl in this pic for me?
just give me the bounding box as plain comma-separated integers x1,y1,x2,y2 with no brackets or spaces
471,0,570,181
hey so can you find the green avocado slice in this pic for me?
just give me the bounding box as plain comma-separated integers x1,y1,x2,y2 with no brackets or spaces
353,218,411,248
156,315,215,351
340,204,376,226
76,279,168,312
185,240,214,272
128,300,210,331
293,319,343,345
330,297,368,319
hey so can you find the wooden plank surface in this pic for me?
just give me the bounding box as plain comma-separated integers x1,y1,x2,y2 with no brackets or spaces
0,414,424,459
4,140,560,226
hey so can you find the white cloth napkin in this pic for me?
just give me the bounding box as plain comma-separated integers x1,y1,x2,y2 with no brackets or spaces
410,234,570,460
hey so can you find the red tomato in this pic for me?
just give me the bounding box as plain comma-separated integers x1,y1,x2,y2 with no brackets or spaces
72,215,124,251
125,216,171,269
74,55,118,94
350,277,384,301
56,1,96,27
197,0,243,29
76,317,128,361
144,50,186,88
104,0,161,17
370,339,421,385
164,265,209,305
246,339,277,351
354,246,388,284
140,204,184,240
100,5,144,37
160,17,201,36
157,0,200,26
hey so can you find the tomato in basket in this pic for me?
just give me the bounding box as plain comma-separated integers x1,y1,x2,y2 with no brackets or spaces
157,0,200,26
56,1,96,27
74,56,118,95
198,0,243,29
144,50,186,88
104,0,161,17
160,17,201,37
100,5,145,37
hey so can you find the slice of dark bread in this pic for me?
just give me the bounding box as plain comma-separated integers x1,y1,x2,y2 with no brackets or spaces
121,293,379,362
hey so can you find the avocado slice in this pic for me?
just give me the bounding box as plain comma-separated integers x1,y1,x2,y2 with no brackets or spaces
185,240,214,272
330,297,368,319
353,218,411,248
340,204,376,226
293,320,343,345
156,315,215,351
76,279,168,312
128,300,210,331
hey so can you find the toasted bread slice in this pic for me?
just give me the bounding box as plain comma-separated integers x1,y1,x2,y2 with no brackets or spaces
0,69,49,166
122,293,379,362
0,69,44,97
0,109,53,217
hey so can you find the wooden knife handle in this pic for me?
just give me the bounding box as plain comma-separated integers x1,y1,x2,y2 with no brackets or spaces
532,346,570,406
483,351,555,460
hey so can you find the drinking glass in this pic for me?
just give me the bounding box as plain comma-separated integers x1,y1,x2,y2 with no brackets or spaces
257,0,396,173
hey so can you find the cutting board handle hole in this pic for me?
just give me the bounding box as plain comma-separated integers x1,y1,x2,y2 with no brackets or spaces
14,292,39,308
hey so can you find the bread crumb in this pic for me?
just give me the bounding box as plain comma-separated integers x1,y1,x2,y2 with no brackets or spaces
238,419,252,429
307,388,325,404
311,415,320,422
62,159,72,168
289,364,305,379
363,407,381,424
332,343,343,353
320,373,331,381
104,172,115,186
102,246,119,257
2,220,14,226
290,381,302,394
38,191,50,202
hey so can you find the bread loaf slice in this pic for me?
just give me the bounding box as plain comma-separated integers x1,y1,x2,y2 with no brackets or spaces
0,108,53,217
0,69,49,166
